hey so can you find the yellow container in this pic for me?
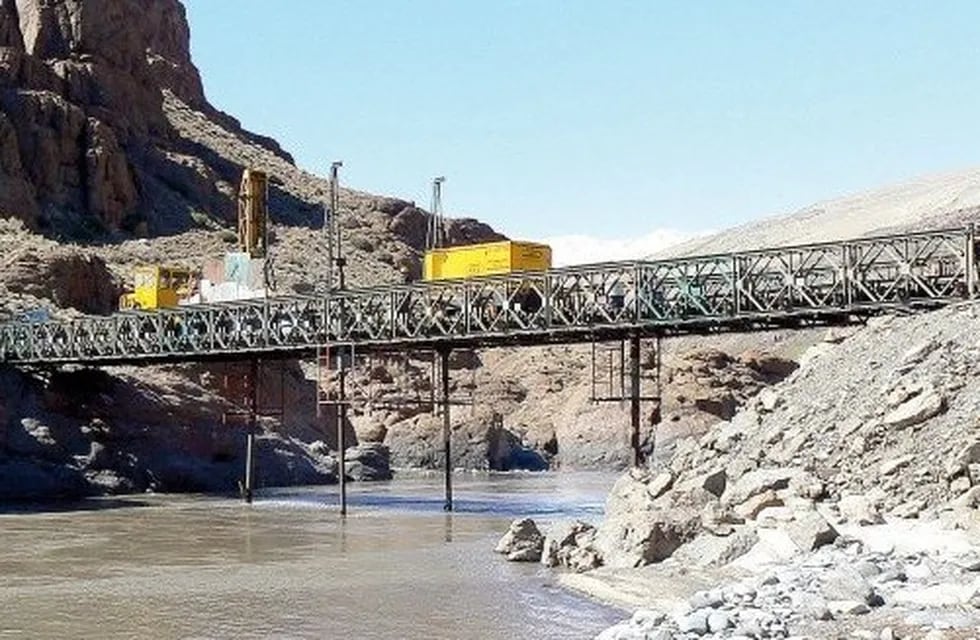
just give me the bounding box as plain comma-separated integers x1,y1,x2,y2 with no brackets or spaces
423,241,552,281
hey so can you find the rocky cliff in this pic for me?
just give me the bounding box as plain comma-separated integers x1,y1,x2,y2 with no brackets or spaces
0,0,255,236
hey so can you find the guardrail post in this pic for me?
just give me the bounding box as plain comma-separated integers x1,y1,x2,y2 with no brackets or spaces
544,274,552,329
732,255,741,316
633,264,641,323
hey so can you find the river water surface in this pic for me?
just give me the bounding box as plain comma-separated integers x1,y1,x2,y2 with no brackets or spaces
0,473,623,639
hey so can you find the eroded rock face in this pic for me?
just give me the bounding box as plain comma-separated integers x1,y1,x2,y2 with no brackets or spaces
0,0,291,237
2,246,119,313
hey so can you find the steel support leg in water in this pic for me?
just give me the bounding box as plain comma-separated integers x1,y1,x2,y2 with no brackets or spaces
629,333,643,468
244,359,259,503
439,347,453,512
336,345,348,516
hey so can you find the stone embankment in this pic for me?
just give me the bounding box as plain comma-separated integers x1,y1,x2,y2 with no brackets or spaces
496,303,980,639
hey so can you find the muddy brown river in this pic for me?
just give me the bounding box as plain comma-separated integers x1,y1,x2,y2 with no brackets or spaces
0,473,623,639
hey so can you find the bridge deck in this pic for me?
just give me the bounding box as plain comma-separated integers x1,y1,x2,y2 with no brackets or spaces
1,226,975,366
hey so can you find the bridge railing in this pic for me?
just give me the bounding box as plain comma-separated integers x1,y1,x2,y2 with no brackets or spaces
0,226,974,364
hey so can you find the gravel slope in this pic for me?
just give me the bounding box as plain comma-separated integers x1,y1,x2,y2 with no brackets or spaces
659,168,980,258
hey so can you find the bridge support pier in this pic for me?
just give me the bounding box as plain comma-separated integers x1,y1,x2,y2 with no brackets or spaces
439,347,453,512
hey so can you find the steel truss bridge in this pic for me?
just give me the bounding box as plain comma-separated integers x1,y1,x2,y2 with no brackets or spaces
1,226,976,367
1,226,976,511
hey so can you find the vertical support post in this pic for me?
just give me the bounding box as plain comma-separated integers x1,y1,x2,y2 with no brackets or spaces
619,339,626,401
439,346,453,512
967,224,976,299
633,263,642,322
244,430,255,503
629,332,642,468
732,254,741,315
329,161,345,291
336,345,348,516
651,333,663,461
590,340,597,402
429,351,437,410
244,359,259,504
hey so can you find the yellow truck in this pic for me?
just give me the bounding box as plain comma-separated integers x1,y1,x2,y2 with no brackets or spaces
423,240,552,281
119,265,197,310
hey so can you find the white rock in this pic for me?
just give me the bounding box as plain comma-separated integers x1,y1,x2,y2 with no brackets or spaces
672,527,759,568
676,609,709,635
879,454,914,476
688,590,724,610
646,471,675,500
734,489,784,520
785,510,839,551
893,581,980,607
757,388,781,412
756,506,796,528
629,609,666,631
828,599,870,615
799,342,835,367
890,499,926,519
946,441,980,479
722,467,800,507
950,475,972,496
882,388,945,429
494,518,543,562
706,611,731,632
839,493,885,525
900,339,938,366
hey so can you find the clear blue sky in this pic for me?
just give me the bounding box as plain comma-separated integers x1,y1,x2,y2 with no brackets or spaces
183,1,980,241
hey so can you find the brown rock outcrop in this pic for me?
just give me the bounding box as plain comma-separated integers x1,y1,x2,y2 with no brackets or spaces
2,245,119,314
0,0,292,237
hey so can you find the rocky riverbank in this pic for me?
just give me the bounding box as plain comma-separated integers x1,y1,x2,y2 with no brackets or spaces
0,363,399,501
493,303,980,639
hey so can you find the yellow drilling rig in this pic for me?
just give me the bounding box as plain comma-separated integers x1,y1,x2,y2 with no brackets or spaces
118,169,271,310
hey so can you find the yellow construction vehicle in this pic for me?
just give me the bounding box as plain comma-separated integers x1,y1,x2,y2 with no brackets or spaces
119,265,197,310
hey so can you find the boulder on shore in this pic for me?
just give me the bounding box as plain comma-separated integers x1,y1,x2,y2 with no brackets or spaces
494,518,544,562
541,520,601,572
343,443,393,481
